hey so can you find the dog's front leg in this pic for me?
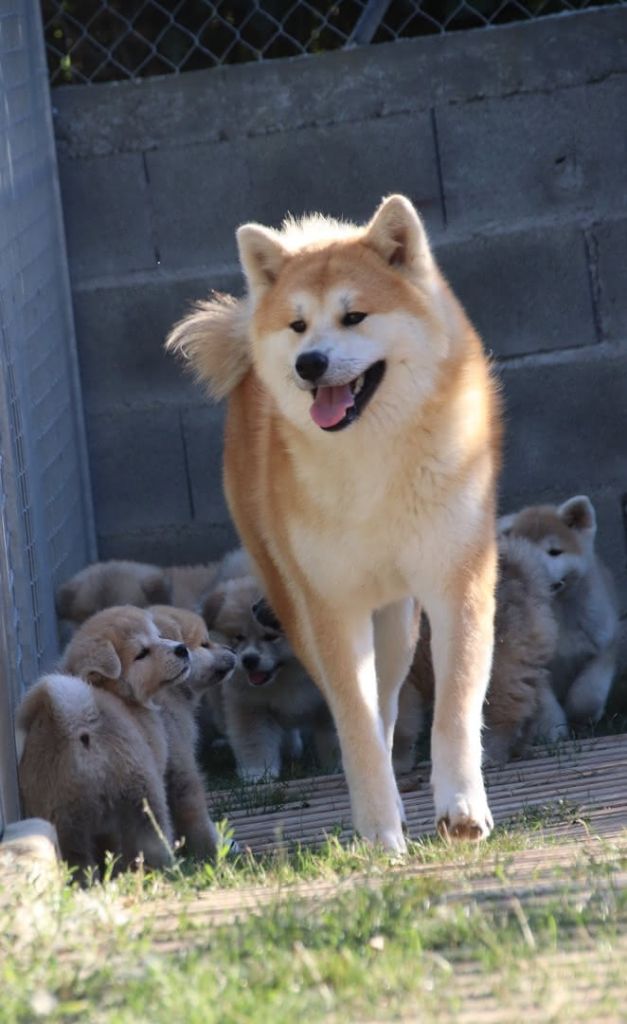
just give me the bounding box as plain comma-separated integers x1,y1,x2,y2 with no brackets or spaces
304,607,406,852
427,551,496,840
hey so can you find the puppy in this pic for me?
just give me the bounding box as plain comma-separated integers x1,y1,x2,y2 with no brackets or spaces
56,559,221,625
397,533,566,769
17,673,174,877
61,606,191,855
499,495,619,726
149,605,235,858
202,576,338,781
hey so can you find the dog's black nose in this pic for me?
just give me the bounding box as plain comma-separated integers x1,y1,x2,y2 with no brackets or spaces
241,652,260,671
174,644,189,660
295,350,329,383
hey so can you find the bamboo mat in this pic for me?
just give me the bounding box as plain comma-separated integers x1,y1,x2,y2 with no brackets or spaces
207,734,627,855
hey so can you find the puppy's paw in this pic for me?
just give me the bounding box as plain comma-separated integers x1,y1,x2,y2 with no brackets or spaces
359,827,408,854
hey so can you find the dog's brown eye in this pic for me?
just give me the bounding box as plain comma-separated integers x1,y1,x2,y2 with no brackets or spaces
135,647,150,661
342,311,367,327
263,632,279,642
200,641,210,649
290,319,307,334
548,548,563,557
234,634,245,643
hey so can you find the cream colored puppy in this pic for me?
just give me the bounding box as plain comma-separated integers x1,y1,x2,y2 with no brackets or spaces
61,606,191,853
17,673,174,877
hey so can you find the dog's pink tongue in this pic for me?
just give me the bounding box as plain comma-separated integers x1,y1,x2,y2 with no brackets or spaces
310,385,354,429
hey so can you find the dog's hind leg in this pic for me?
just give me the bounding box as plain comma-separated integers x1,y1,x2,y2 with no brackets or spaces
426,546,496,841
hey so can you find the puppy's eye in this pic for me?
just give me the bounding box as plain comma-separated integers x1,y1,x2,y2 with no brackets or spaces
289,319,307,334
135,647,150,661
234,634,245,643
548,548,563,558
341,311,367,327
200,641,210,649
263,632,279,642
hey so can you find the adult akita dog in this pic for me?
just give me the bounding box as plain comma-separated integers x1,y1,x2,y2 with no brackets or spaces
167,195,501,851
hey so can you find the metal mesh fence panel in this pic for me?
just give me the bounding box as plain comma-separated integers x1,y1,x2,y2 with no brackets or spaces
42,0,627,86
0,0,96,821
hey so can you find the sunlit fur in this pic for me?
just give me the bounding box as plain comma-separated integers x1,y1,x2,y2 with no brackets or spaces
167,195,502,850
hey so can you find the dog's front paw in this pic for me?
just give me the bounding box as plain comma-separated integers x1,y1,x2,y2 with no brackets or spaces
434,786,493,842
354,810,407,854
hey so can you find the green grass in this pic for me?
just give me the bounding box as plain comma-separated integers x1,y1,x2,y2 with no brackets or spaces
2,801,627,1024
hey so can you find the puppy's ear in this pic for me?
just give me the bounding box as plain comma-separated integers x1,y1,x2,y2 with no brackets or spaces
252,597,282,634
363,195,434,279
558,495,597,536
497,513,516,537
141,570,172,606
56,579,77,619
200,587,226,629
237,223,288,296
63,636,122,685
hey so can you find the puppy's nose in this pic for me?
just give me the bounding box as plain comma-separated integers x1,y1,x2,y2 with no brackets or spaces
241,652,260,671
174,644,189,660
295,350,329,383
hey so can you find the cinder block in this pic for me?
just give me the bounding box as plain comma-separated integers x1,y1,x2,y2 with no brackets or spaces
181,404,230,525
86,405,191,534
436,224,596,357
145,111,443,271
594,218,627,342
498,353,627,505
437,77,627,232
97,521,238,566
0,819,60,891
59,153,156,281
72,274,242,409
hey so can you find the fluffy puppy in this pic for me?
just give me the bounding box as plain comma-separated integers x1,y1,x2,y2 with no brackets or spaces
149,605,235,858
17,673,174,877
397,534,565,769
499,495,619,726
202,576,338,781
61,606,192,852
56,559,221,626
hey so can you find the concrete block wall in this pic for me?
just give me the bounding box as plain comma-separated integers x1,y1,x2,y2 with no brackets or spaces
52,9,627,616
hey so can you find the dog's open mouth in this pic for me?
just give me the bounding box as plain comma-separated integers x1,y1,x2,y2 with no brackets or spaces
310,360,386,431
246,669,277,687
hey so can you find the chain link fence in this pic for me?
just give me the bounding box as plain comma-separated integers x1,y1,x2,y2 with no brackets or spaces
0,0,96,823
42,0,626,86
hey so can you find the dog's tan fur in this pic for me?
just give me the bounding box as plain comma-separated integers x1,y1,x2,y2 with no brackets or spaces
56,560,221,624
202,576,337,780
149,605,235,858
499,496,619,726
17,673,173,876
167,195,501,849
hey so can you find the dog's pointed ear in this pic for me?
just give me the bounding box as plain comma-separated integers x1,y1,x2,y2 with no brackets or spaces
497,513,516,537
237,223,288,295
63,636,122,685
364,195,433,278
200,587,226,630
558,495,596,536
141,570,172,606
